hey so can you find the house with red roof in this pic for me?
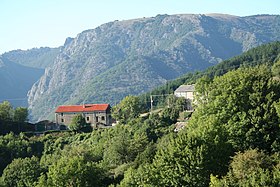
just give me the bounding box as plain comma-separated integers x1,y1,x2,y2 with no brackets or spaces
55,104,111,128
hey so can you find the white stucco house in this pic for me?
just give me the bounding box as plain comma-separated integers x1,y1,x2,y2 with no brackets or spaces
174,84,195,110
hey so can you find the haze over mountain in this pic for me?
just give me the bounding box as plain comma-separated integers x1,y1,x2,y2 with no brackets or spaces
2,47,60,69
15,14,280,121
0,56,44,107
0,47,60,107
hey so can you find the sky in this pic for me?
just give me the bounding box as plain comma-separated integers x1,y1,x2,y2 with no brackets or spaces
0,0,279,54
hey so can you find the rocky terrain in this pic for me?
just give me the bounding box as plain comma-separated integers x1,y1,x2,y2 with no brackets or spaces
25,14,280,121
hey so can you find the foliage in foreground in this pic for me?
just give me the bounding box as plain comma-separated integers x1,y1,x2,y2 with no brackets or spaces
120,64,280,186
210,149,280,187
1,156,42,187
0,65,280,186
1,43,280,186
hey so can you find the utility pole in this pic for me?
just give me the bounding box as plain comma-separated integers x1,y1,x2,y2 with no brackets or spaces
150,95,153,113
167,96,170,108
150,94,173,112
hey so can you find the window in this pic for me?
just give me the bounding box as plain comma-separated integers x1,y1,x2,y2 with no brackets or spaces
101,116,105,121
61,113,64,116
95,116,98,122
86,117,90,121
61,119,64,122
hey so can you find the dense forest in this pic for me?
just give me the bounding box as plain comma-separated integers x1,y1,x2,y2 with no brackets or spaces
0,42,280,186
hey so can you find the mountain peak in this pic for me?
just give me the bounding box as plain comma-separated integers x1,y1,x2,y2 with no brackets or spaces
204,13,239,17
26,14,280,121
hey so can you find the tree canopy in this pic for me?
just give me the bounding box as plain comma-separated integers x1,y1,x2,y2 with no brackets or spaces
1,156,42,187
112,96,142,123
68,114,87,131
210,149,280,186
120,65,280,186
14,107,28,122
192,65,280,152
0,101,13,121
46,155,106,187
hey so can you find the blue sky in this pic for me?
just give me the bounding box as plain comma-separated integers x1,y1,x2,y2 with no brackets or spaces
0,0,279,54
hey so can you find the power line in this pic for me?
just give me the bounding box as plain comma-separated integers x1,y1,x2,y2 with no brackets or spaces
148,61,273,111
0,98,27,101
150,94,173,112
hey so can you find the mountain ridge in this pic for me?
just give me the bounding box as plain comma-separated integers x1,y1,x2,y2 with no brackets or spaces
0,56,44,107
2,47,60,69
26,13,280,121
137,41,280,111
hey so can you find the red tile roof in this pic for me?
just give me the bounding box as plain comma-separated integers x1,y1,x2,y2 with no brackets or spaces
55,104,110,113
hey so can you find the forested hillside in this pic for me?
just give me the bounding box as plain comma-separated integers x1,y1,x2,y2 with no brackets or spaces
27,14,280,121
0,47,60,107
2,47,60,69
0,41,280,186
138,41,280,109
0,57,44,107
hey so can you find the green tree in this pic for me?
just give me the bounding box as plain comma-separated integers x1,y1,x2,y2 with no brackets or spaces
102,125,149,167
47,155,105,187
0,132,34,175
112,96,142,123
120,164,153,187
210,149,280,187
161,96,186,124
0,156,42,187
272,60,280,77
120,116,232,187
194,75,213,106
148,119,232,187
192,65,280,152
0,101,13,121
14,107,28,122
122,65,280,186
68,114,87,131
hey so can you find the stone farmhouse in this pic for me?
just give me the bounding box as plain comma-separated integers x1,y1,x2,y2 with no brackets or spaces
55,104,111,128
174,84,195,110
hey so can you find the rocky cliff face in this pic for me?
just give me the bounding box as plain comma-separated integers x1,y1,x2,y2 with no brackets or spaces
28,14,280,121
